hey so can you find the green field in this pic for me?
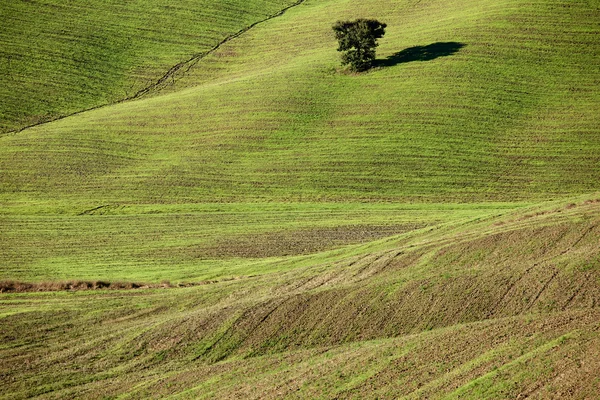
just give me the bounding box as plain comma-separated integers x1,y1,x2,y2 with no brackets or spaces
1,0,599,397
0,0,299,133
2,196,599,398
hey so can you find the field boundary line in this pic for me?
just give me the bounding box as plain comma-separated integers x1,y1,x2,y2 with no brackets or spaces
3,0,307,137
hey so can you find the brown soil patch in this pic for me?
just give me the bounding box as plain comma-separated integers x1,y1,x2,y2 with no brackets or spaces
199,224,425,258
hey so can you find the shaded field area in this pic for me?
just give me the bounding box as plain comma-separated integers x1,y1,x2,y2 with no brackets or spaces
0,0,299,133
1,197,599,398
373,41,467,67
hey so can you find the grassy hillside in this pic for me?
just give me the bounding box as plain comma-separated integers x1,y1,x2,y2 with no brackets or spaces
1,0,599,397
1,0,599,282
1,196,599,398
0,0,299,133
1,0,599,204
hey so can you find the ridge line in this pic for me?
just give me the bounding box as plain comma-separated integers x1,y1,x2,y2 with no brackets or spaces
3,0,307,137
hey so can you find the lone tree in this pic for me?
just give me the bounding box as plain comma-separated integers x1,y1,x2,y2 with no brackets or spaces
332,19,387,72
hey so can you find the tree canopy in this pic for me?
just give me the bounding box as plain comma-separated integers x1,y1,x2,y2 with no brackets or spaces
332,19,387,72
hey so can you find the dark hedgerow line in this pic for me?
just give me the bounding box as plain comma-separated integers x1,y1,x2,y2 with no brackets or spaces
131,0,308,99
0,278,240,292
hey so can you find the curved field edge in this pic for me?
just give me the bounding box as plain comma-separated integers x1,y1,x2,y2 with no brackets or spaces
0,201,522,283
1,196,599,398
0,0,300,133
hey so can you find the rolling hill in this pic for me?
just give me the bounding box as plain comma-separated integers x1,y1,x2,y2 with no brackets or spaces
1,0,599,398
1,196,599,398
0,0,299,133
1,0,598,283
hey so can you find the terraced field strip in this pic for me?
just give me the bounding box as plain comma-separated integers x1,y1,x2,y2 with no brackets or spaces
0,202,518,282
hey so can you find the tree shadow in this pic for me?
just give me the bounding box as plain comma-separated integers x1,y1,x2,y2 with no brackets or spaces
374,42,466,68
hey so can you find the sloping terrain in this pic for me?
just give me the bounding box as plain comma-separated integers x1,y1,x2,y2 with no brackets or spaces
1,197,599,398
1,0,599,398
0,0,299,133
2,0,599,205
1,0,599,282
